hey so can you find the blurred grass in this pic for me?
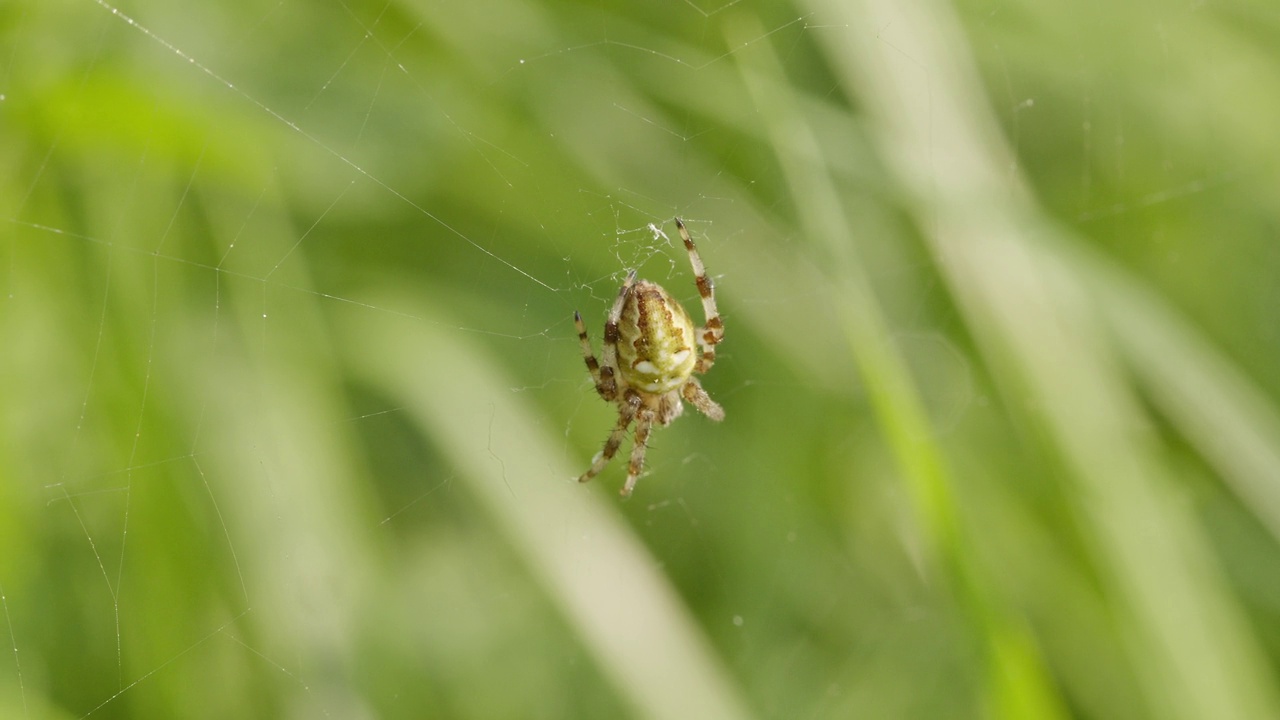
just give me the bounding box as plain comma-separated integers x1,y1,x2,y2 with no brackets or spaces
4,0,1280,718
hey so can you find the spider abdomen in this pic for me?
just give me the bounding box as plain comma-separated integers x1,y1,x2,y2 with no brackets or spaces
617,279,697,394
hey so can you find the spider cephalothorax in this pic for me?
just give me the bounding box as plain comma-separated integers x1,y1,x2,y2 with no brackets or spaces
574,218,724,497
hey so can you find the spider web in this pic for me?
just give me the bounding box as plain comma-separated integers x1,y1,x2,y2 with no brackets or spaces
9,0,1266,717
0,1,864,718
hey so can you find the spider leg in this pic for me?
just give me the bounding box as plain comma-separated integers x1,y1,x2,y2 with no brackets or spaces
656,390,685,426
579,391,642,484
598,269,637,401
682,376,725,422
621,405,657,497
675,218,723,374
572,310,604,393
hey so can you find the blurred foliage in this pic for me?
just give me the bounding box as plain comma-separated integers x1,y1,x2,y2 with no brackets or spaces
3,0,1280,718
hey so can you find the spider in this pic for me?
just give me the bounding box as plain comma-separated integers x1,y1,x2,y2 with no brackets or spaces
573,218,724,497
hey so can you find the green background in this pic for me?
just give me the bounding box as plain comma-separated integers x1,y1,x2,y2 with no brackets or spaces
3,0,1280,718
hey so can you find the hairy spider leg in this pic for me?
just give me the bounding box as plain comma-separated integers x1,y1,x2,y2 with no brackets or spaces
599,269,637,401
573,310,602,391
574,269,637,402
579,391,642,483
675,218,723,374
682,376,724,421
622,406,657,497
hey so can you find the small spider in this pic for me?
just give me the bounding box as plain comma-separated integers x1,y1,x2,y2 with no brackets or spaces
574,218,725,497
